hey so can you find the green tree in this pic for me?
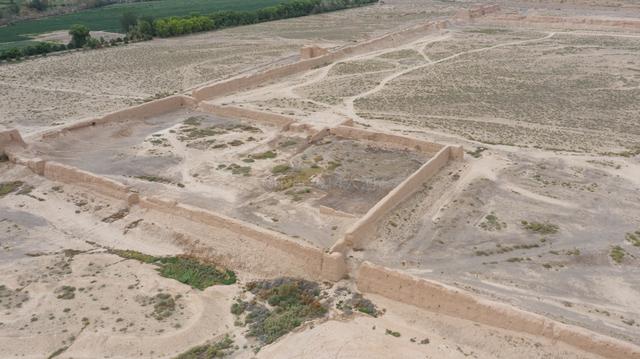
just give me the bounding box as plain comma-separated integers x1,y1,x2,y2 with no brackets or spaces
68,24,91,48
120,11,138,33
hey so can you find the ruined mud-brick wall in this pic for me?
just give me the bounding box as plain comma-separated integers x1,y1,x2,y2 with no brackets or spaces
138,196,346,281
331,144,461,253
0,129,26,156
40,95,196,140
191,20,449,101
300,45,329,59
198,103,295,129
491,15,640,30
456,4,500,21
356,262,640,359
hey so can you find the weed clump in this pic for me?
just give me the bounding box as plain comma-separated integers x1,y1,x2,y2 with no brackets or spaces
55,286,76,300
336,293,379,317
174,335,234,359
109,250,236,289
385,329,401,337
625,231,640,247
0,181,24,197
610,246,626,264
271,164,291,174
251,150,277,160
240,278,327,345
479,212,506,231
521,220,559,235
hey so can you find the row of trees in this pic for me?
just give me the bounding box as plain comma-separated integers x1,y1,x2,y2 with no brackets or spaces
0,24,129,61
0,0,378,62
126,0,378,39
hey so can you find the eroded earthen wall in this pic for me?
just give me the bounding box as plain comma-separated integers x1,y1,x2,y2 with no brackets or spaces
356,261,640,359
198,103,295,128
41,95,196,140
331,145,457,253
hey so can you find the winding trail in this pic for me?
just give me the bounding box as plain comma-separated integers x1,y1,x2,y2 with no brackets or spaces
341,32,556,121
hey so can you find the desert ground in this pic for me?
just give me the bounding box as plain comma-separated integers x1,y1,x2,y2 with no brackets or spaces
1,0,640,358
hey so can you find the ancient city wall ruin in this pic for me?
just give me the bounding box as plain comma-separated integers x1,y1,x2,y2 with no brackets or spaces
197,103,296,129
356,262,640,359
191,20,450,101
40,95,195,140
5,4,640,356
330,144,460,254
0,129,26,156
491,14,640,30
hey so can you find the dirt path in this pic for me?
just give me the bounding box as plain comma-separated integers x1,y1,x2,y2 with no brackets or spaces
341,32,557,121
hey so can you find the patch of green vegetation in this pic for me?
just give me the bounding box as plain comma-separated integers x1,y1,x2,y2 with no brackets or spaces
610,246,625,264
521,220,559,235
479,212,506,231
173,335,234,359
47,346,69,359
279,139,298,147
385,329,401,337
110,249,157,263
151,293,176,320
109,250,236,290
284,187,311,201
0,0,286,43
134,175,184,187
243,278,327,345
230,300,247,315
336,293,379,317
251,150,277,160
466,146,487,158
625,231,640,247
271,164,291,174
276,167,323,191
55,286,76,300
183,116,203,126
224,163,251,176
0,181,23,197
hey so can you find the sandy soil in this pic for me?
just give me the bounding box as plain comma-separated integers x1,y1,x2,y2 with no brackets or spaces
0,0,459,135
3,0,640,357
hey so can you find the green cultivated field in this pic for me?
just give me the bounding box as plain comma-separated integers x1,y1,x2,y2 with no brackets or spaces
0,0,283,46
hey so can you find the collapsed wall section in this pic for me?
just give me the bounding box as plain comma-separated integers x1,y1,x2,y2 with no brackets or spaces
41,95,196,140
0,129,26,156
356,261,640,359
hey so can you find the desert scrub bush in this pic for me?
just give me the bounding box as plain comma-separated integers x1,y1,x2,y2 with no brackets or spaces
55,286,76,300
479,212,506,231
109,250,236,289
275,167,324,191
271,164,291,174
336,293,379,317
466,146,487,158
243,278,327,344
0,181,24,197
174,335,234,359
251,150,277,160
385,329,401,337
224,163,251,176
134,175,184,188
626,231,640,247
138,293,177,320
521,220,559,235
610,246,626,264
